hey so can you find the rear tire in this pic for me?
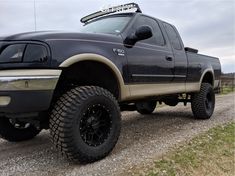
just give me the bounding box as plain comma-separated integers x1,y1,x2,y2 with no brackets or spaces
136,101,157,114
50,86,121,163
191,83,215,119
0,117,41,142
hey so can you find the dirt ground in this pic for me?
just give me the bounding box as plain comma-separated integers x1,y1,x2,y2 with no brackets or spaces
0,93,234,176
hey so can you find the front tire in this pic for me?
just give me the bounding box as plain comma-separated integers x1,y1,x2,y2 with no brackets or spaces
50,86,121,163
191,83,215,119
0,117,41,142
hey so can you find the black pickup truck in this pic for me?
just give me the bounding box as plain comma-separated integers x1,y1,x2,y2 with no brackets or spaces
0,3,220,163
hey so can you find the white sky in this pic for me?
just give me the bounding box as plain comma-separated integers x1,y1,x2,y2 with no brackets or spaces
0,0,234,73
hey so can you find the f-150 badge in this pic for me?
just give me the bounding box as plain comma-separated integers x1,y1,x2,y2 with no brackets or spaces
113,48,125,56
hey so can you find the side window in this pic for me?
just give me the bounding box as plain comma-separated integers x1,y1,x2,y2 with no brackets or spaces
163,23,182,50
134,16,165,46
0,44,25,63
24,44,48,63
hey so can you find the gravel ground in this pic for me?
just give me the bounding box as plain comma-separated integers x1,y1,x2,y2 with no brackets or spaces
0,93,234,176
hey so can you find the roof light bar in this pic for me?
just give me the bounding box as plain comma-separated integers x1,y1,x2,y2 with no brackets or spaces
80,3,142,23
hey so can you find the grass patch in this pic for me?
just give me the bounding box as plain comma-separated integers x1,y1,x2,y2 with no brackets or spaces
145,123,235,176
220,86,234,95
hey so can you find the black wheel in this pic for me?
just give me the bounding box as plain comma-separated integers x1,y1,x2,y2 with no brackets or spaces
0,117,41,142
50,86,121,163
136,101,157,114
191,83,215,119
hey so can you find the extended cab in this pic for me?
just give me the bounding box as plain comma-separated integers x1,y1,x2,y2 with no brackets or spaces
0,3,221,163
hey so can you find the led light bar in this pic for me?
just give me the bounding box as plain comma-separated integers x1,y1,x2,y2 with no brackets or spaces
80,3,142,23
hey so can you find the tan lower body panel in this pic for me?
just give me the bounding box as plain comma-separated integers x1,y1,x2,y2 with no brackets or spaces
122,82,201,101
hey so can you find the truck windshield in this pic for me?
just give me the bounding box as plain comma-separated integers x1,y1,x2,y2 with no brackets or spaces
80,16,131,35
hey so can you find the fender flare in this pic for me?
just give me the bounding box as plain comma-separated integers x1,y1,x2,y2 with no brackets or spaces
59,53,130,100
199,68,215,88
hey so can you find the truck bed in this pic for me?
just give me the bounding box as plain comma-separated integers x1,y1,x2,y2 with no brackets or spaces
186,51,221,88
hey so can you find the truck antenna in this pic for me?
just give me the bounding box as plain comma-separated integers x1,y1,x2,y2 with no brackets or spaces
34,0,37,31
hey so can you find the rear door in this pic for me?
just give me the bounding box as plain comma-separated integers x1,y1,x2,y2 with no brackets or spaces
163,23,188,83
125,15,174,84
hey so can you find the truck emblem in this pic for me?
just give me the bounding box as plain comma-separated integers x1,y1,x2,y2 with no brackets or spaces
113,48,125,56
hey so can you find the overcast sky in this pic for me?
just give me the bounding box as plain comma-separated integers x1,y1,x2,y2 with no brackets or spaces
0,0,234,73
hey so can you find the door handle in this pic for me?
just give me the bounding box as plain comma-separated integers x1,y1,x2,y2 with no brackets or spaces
166,56,173,61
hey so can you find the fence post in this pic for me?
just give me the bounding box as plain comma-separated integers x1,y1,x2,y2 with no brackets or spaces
232,75,234,91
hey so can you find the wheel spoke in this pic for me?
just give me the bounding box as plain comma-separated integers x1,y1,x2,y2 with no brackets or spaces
79,104,111,146
95,130,103,141
80,127,87,134
98,120,108,127
95,109,103,118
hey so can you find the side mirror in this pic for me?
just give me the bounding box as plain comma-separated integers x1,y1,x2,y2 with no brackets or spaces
135,25,153,41
124,25,153,47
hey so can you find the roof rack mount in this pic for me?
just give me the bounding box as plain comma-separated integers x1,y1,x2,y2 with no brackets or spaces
81,3,142,23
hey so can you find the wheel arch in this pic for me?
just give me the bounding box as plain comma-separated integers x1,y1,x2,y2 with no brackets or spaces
199,68,215,88
59,53,129,101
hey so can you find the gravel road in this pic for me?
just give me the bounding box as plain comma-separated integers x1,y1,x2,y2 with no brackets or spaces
0,93,234,176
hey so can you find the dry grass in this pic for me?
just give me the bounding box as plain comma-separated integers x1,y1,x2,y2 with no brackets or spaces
144,123,235,176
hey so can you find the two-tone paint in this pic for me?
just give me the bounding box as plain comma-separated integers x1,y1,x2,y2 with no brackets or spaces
0,12,221,114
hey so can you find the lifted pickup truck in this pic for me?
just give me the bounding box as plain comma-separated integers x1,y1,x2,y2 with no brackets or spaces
0,3,220,163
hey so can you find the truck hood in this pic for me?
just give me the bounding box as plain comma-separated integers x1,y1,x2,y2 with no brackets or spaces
0,31,120,43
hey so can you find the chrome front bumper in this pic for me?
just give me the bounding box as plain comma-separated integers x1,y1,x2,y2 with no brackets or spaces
0,69,61,113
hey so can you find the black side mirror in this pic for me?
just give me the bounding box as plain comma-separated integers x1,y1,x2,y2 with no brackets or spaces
135,25,153,41
124,25,153,47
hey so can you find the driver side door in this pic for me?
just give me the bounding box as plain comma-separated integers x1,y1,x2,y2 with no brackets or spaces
125,15,174,84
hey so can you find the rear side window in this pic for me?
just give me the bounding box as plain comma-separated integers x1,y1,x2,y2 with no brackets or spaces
134,16,165,46
24,44,48,63
164,23,182,50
